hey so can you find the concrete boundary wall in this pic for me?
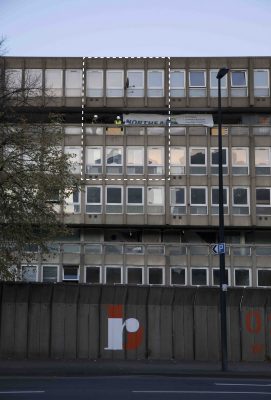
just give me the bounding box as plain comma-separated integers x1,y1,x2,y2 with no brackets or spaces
0,283,271,361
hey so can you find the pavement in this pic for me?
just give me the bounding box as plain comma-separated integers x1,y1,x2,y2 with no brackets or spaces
0,359,271,378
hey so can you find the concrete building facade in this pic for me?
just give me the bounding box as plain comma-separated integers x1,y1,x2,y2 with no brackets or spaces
2,56,271,288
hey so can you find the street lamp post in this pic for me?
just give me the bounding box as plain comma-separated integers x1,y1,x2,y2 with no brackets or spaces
216,67,229,372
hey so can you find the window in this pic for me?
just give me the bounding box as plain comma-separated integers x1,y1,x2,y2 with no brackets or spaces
126,70,144,97
211,187,229,215
126,147,144,174
210,148,228,174
85,266,101,283
147,127,165,135
125,245,144,254
42,266,58,283
210,69,228,97
234,268,251,286
170,187,186,215
170,70,185,97
85,125,103,135
190,187,208,215
232,187,250,215
189,147,207,174
45,69,63,96
170,126,186,136
212,269,230,286
191,268,208,286
231,70,248,97
5,69,22,90
86,70,103,97
22,265,37,282
147,245,164,255
85,147,102,174
254,69,269,97
105,266,122,284
106,70,124,97
147,70,164,97
148,267,164,285
106,147,123,174
256,188,271,215
147,147,164,174
104,244,123,254
64,146,81,174
255,148,271,175
63,265,79,282
232,147,249,175
85,244,102,254
106,186,123,213
189,70,206,97
147,187,165,214
126,267,143,285
65,125,81,135
257,269,271,287
170,267,186,285
86,186,102,213
170,147,186,174
127,187,144,214
65,69,82,97
25,69,42,96
62,244,80,253
64,190,80,214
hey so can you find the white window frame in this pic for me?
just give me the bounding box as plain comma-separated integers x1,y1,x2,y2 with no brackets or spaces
190,186,208,215
147,146,165,175
255,147,271,174
85,146,103,174
189,147,207,174
231,147,249,175
62,265,80,282
147,267,165,285
85,265,102,284
21,265,38,282
25,69,42,96
106,146,123,174
147,186,165,214
190,267,209,286
257,268,271,287
126,70,144,97
170,266,187,286
210,69,228,89
170,187,186,215
105,265,123,284
231,70,248,87
234,268,251,287
5,69,22,90
189,70,206,88
210,147,228,174
211,186,229,215
254,69,269,96
65,69,82,97
64,146,81,174
147,70,164,97
64,190,81,214
170,146,186,175
126,266,144,285
42,265,59,283
232,187,250,215
126,186,144,214
45,69,63,96
126,146,144,174
85,186,102,214
106,70,124,97
86,69,103,97
170,69,186,97
106,186,123,214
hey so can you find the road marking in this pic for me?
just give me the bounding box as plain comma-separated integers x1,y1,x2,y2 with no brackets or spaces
0,391,45,394
133,391,271,395
215,383,271,387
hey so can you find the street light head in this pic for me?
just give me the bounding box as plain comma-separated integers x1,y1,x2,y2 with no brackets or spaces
216,68,229,79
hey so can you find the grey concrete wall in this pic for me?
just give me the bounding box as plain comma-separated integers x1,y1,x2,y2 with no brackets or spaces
0,282,271,361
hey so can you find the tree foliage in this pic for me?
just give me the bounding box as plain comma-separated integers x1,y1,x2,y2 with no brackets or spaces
0,50,78,278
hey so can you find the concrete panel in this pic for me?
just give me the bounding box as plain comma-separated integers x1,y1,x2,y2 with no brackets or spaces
241,289,267,361
159,288,174,359
194,288,220,361
147,287,162,359
0,284,17,358
173,288,196,360
265,291,271,362
77,285,101,359
28,284,53,359
227,289,244,362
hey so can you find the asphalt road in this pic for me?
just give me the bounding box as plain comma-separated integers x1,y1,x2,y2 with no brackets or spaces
1,377,271,399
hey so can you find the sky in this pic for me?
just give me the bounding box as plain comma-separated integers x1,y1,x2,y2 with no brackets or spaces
1,0,271,57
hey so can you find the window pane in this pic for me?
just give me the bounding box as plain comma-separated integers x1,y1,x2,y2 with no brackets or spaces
85,244,102,254
127,188,143,204
62,244,80,253
191,188,206,204
45,69,62,96
106,267,121,284
171,70,185,88
43,266,58,283
65,70,82,96
210,70,227,88
212,188,227,205
87,187,101,203
148,70,163,87
148,148,163,165
86,267,100,283
191,269,207,285
5,69,22,89
232,148,248,165
233,188,248,205
254,70,268,87
231,71,247,86
211,148,227,165
22,266,37,282
127,147,144,165
189,71,205,86
63,266,78,281
258,270,271,286
107,187,121,203
190,149,206,165
171,148,185,165
106,148,122,164
87,148,102,164
255,149,270,166
86,70,103,97
171,267,186,285
171,188,185,204
256,189,270,205
213,269,229,286
235,269,250,286
148,187,164,205
127,268,143,284
148,268,163,285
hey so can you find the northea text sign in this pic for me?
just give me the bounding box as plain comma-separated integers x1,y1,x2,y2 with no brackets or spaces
123,114,214,127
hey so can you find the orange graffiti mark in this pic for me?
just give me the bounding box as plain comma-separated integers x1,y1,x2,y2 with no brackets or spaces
245,311,262,334
125,326,143,350
108,304,123,318
251,343,264,353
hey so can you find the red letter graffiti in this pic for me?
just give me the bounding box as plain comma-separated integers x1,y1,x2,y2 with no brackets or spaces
245,311,262,334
